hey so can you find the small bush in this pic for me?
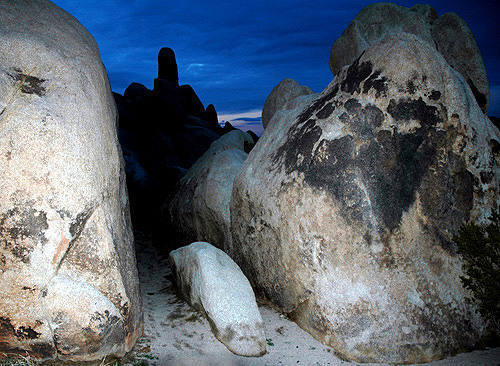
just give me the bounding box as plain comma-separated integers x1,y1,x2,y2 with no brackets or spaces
454,210,500,332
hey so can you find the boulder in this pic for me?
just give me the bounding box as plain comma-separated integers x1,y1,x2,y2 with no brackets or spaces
432,12,490,113
124,82,152,99
0,0,142,362
329,3,489,113
169,242,266,357
221,121,236,134
179,84,205,116
167,130,254,251
262,78,314,129
176,125,222,168
158,47,178,85
246,130,259,144
230,33,499,364
203,104,219,130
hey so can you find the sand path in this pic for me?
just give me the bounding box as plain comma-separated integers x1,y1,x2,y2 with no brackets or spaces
124,232,500,366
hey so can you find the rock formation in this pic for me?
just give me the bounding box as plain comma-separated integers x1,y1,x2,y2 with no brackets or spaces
0,0,142,362
114,48,227,238
230,32,499,363
169,242,266,357
166,130,254,252
262,78,314,129
329,3,490,113
158,47,179,85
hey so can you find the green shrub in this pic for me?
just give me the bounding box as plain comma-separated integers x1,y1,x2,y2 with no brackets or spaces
454,210,500,333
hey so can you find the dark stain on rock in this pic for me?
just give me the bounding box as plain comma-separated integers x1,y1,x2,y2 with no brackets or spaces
480,171,493,184
273,118,322,173
365,105,384,127
466,78,487,112
0,207,48,241
69,206,94,239
306,136,367,224
420,146,473,249
341,53,373,95
362,70,388,97
273,90,473,251
0,254,6,272
344,98,362,114
0,317,40,342
0,317,15,340
341,99,384,139
407,80,417,94
358,128,436,231
297,84,339,124
11,68,46,96
0,207,48,263
387,97,442,127
29,342,56,359
15,326,41,340
429,90,441,101
316,103,335,119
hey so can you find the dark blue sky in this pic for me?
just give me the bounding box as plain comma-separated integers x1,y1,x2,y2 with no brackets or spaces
52,0,499,125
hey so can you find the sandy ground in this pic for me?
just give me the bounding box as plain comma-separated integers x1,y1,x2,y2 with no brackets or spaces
124,232,500,366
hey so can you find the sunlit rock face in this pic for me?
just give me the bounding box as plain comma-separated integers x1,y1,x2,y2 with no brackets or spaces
231,33,499,364
329,3,490,113
0,0,142,361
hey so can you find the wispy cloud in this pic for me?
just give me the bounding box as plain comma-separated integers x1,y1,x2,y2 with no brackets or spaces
53,0,499,116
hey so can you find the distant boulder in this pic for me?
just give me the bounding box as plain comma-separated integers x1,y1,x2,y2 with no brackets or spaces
201,104,219,130
231,33,499,363
262,78,314,129
124,82,152,98
246,130,259,144
329,3,489,113
167,130,254,252
221,121,237,134
169,242,266,357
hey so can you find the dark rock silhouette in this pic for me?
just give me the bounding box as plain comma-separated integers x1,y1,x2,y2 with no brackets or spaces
490,116,500,130
158,47,178,84
202,104,219,130
124,82,152,98
221,121,236,134
114,47,238,245
246,130,259,144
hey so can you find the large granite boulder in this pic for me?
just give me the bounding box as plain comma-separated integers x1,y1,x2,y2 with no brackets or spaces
167,130,254,252
262,78,314,129
0,0,142,362
329,3,490,113
230,33,499,364
169,242,266,357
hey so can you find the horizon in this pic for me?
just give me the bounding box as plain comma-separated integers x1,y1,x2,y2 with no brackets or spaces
52,0,500,134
